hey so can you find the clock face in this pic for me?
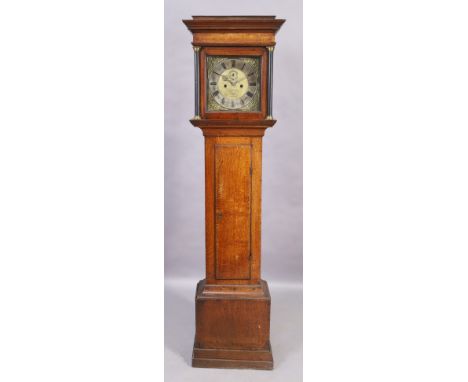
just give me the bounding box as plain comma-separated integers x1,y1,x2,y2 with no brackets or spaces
206,56,261,112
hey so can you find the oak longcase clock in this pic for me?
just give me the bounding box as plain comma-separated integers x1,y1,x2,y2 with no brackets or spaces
183,15,285,370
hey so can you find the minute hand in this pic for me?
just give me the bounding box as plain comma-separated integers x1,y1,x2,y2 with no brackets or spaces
232,76,247,85
221,75,237,86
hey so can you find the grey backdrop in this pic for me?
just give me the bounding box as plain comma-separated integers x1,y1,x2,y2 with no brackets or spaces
165,0,303,284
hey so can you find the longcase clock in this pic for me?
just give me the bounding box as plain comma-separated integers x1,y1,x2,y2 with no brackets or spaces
183,15,285,370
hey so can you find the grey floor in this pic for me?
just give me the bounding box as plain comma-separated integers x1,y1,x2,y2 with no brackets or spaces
165,278,302,382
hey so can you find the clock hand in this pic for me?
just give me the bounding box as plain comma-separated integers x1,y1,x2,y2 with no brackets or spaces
221,75,237,86
232,75,247,85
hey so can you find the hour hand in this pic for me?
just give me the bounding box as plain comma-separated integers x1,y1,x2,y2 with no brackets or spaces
232,76,246,85
222,75,239,86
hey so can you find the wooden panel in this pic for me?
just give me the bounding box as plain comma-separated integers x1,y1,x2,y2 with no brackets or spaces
196,298,270,349
193,345,272,362
195,280,271,350
204,137,262,284
250,137,262,281
191,118,276,137
202,128,266,137
214,143,252,280
194,32,275,46
204,138,215,280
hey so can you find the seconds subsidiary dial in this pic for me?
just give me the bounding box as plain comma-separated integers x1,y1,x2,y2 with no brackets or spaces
207,56,261,112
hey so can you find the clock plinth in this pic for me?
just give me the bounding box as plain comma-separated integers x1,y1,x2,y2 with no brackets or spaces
183,16,285,370
192,279,273,370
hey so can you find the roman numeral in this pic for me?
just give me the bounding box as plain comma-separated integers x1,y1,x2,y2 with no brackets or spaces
241,62,246,70
210,82,217,86
221,98,225,104
213,90,219,97
246,91,254,98
249,82,256,87
221,62,227,69
231,60,236,68
231,101,235,108
248,72,255,77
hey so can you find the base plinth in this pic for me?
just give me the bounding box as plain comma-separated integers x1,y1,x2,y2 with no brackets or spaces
192,279,273,370
192,341,273,370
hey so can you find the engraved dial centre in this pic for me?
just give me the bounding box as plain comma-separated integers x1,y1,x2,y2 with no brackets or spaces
217,69,249,99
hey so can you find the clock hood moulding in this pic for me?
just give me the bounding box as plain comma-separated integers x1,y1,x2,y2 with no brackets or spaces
183,15,285,33
183,15,285,47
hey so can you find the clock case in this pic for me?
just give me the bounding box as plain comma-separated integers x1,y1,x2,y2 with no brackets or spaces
183,16,285,370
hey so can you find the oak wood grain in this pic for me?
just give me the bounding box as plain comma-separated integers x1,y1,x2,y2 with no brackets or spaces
194,32,275,46
214,143,252,279
183,15,284,370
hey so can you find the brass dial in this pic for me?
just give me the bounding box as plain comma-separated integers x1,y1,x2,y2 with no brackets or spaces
207,56,261,112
